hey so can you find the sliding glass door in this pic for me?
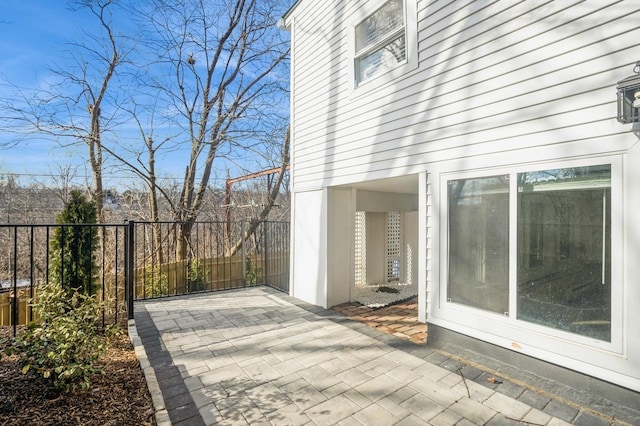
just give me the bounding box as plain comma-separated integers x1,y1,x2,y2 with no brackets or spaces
446,164,612,342
517,165,611,341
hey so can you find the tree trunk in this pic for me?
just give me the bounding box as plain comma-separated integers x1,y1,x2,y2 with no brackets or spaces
226,128,289,257
176,221,194,261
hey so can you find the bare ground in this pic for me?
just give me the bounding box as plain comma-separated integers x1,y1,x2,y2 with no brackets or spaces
0,327,156,426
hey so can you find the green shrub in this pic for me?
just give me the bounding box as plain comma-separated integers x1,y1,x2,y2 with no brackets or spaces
245,257,262,285
49,190,99,297
9,281,108,393
188,259,207,292
143,264,169,297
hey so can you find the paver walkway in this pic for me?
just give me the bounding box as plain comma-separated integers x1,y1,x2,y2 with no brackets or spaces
129,287,622,425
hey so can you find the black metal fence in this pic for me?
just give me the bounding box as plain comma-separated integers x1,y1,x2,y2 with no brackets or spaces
0,223,131,334
0,220,290,334
131,220,290,299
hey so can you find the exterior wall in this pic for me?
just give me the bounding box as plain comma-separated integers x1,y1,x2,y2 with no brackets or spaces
327,188,354,307
291,189,327,307
285,0,640,391
286,0,634,189
290,187,355,308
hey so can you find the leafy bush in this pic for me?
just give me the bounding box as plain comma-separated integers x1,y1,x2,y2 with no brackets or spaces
188,259,207,292
8,281,109,393
245,257,263,285
143,264,169,297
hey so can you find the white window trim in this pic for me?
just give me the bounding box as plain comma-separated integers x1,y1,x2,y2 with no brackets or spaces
437,156,624,355
349,0,418,96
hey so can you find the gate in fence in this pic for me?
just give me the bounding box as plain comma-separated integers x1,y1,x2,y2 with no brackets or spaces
0,220,290,333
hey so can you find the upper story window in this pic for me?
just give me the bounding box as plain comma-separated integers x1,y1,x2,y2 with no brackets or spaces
354,0,407,85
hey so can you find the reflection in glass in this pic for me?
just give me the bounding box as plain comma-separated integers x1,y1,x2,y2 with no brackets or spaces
448,175,509,314
355,0,403,51
354,0,405,84
357,36,406,82
517,165,611,341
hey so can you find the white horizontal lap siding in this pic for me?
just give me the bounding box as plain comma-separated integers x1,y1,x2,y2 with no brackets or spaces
290,0,364,161
295,65,624,170
291,0,634,190
418,1,617,78
292,26,347,111
293,72,625,183
289,0,345,139
294,61,622,165
294,113,631,187
297,0,633,148
295,0,551,144
294,136,633,190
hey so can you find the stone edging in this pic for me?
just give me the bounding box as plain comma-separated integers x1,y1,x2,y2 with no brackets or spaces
127,318,171,426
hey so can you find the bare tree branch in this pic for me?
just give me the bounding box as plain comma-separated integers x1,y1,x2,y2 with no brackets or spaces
0,0,130,223
132,0,289,259
226,127,289,257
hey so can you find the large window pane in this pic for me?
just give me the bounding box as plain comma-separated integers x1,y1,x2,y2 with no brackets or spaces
517,165,611,341
448,175,509,314
356,35,406,83
355,0,403,52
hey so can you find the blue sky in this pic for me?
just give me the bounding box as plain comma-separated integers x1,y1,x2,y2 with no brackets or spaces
0,2,92,184
0,1,290,190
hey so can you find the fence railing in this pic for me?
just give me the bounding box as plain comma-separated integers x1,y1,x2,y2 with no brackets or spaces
0,223,130,334
0,220,290,334
131,220,290,299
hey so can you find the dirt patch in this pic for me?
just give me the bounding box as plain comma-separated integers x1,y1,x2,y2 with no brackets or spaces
0,327,156,426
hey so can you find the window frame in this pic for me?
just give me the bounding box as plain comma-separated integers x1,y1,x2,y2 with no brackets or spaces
349,0,418,93
439,156,624,354
446,174,510,315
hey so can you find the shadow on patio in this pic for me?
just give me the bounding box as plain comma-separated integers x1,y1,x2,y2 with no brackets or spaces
129,286,636,425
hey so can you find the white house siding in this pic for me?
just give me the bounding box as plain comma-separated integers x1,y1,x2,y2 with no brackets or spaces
290,189,327,306
284,0,640,391
288,0,635,188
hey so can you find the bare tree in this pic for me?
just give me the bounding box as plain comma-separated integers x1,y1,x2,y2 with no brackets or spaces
0,0,128,223
226,127,289,256
0,0,291,257
100,99,173,262
45,164,83,205
131,0,290,259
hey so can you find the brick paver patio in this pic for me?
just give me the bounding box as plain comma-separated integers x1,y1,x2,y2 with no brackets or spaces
129,287,632,425
332,297,427,345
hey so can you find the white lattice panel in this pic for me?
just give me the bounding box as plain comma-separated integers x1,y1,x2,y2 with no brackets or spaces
354,211,366,287
387,212,401,282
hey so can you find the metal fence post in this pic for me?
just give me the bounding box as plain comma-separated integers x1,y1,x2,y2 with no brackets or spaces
12,226,18,335
241,220,246,287
125,220,135,320
264,221,269,286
